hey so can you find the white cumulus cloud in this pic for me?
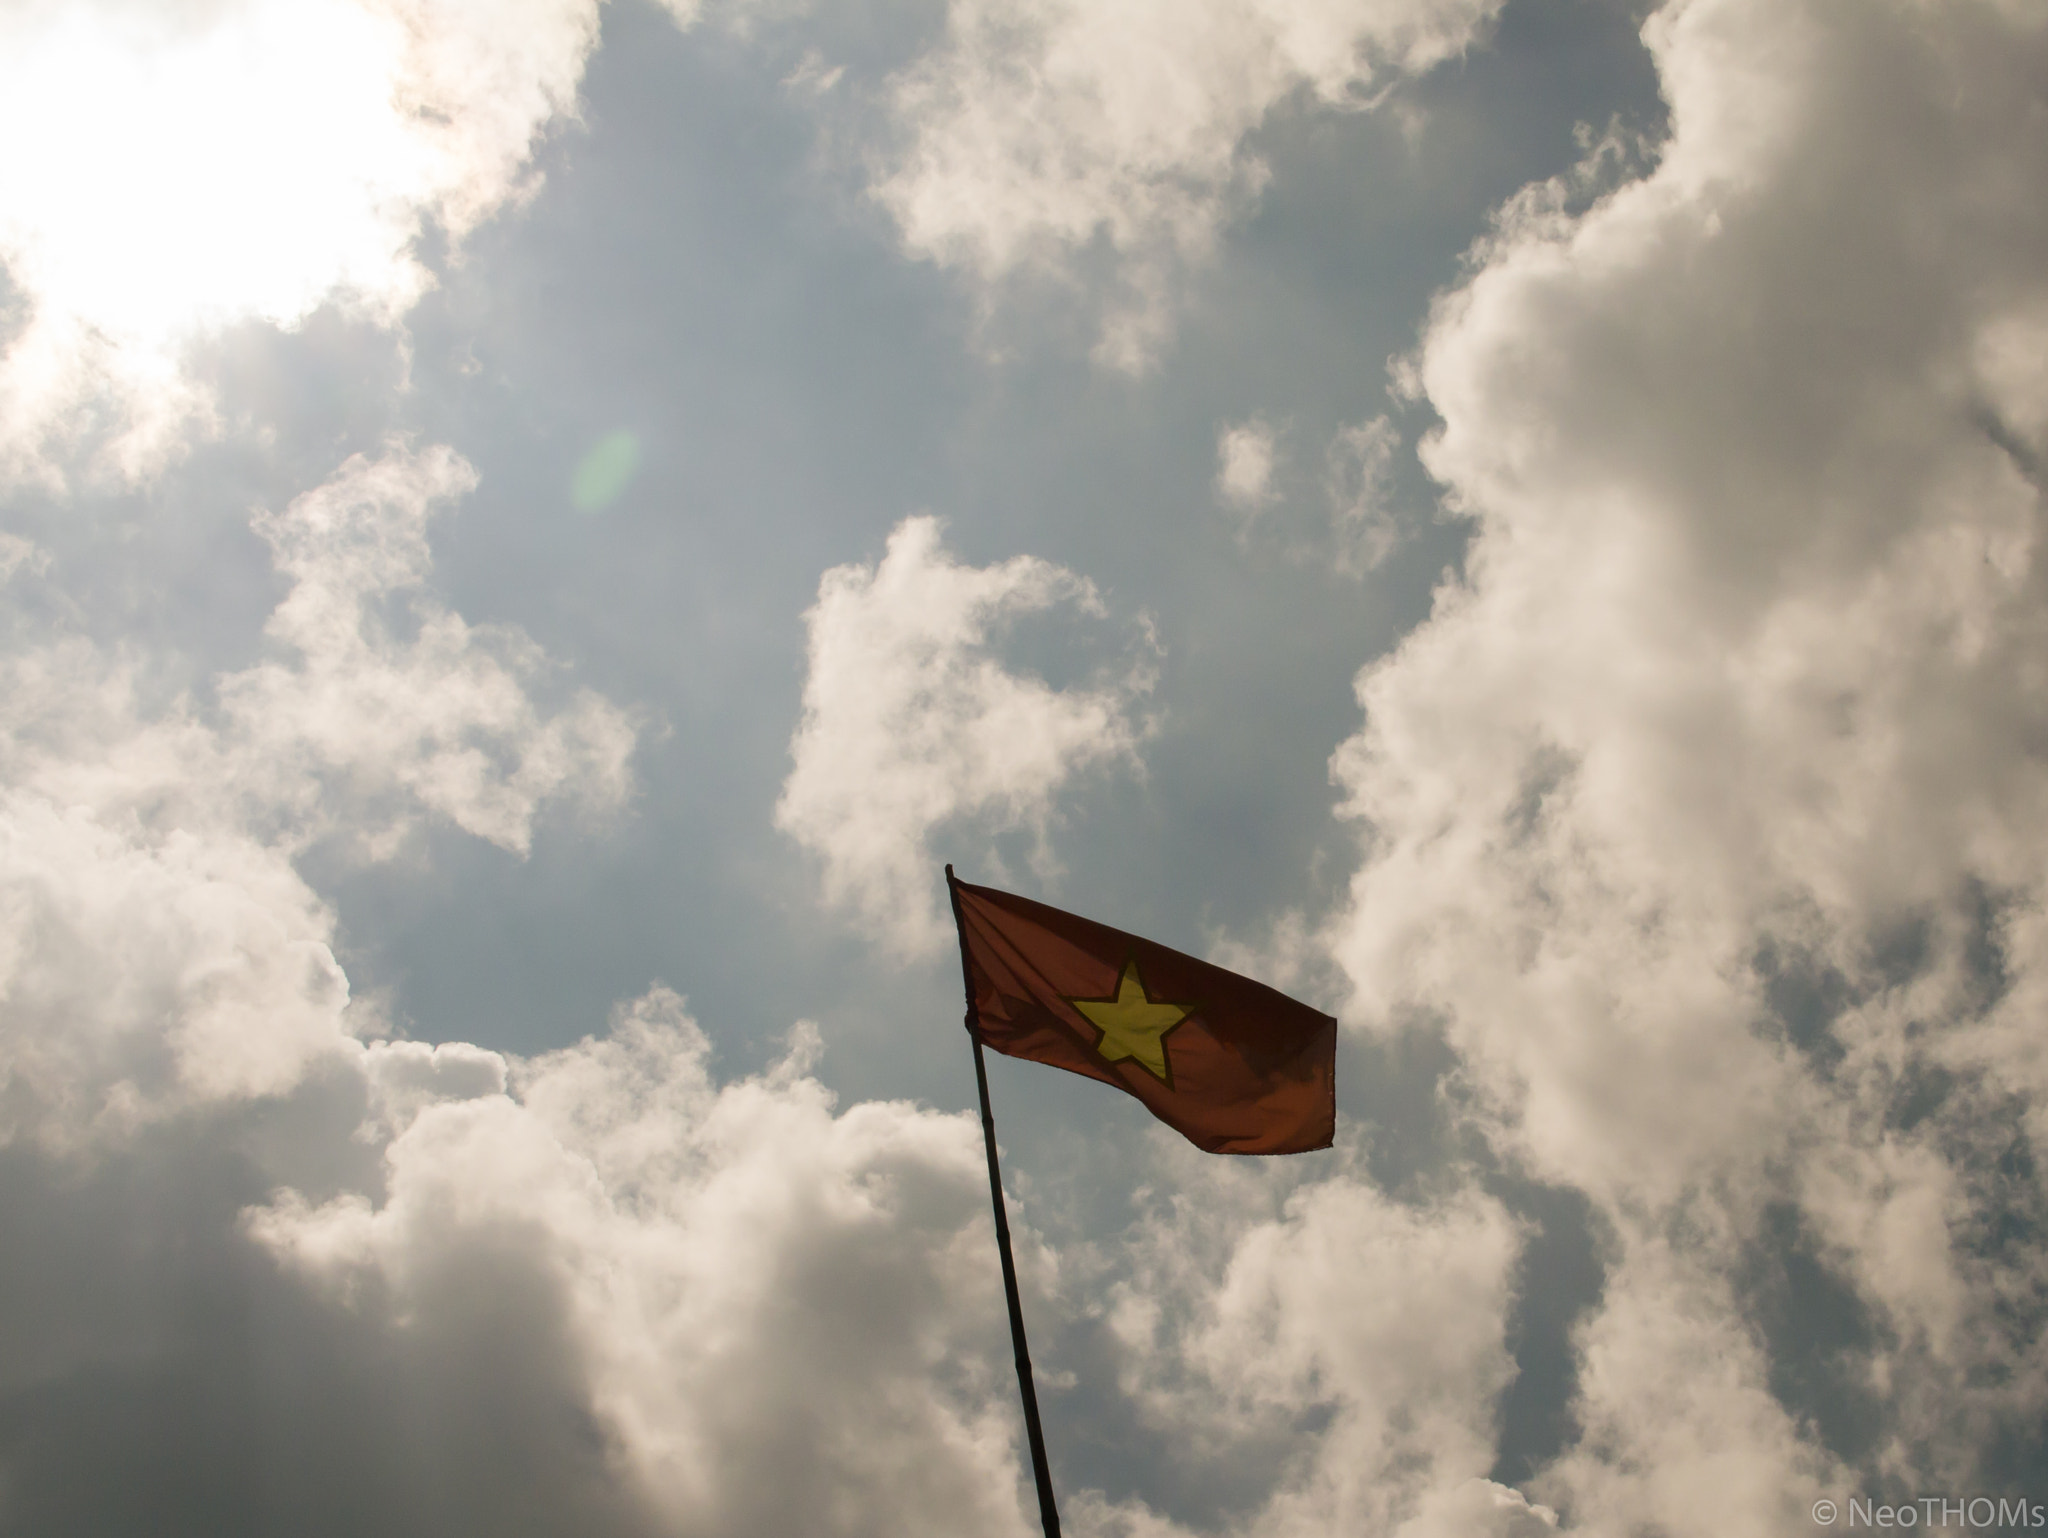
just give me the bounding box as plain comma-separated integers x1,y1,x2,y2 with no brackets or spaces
249,989,1037,1538
0,443,634,1144
873,0,1506,369
1091,1161,1527,1538
1324,0,2048,1524
218,443,638,857
777,515,1156,957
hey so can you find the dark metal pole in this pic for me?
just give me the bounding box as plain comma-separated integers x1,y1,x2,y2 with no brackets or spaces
949,867,1062,1538
971,1034,1062,1538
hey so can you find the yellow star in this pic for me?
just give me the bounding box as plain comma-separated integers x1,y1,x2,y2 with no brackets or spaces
1070,959,1193,1085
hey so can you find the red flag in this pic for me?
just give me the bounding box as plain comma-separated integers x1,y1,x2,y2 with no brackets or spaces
947,871,1336,1155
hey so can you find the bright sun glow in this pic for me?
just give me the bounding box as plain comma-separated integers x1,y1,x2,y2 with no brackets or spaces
0,0,599,482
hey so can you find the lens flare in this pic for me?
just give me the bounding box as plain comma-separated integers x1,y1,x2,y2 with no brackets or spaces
572,429,642,512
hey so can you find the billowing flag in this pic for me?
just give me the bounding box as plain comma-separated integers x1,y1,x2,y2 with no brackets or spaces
947,871,1337,1154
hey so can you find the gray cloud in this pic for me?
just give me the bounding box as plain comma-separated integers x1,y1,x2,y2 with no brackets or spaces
1215,412,1410,574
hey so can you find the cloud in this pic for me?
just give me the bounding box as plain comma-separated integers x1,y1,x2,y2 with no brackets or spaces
0,461,1550,1533
872,0,1506,370
219,443,639,857
25,0,2048,1526
247,990,1036,1538
1323,0,2048,1522
0,441,1040,1534
0,443,633,1145
0,0,604,487
1089,1157,1528,1537
0,451,1525,1533
1324,413,1402,573
777,515,1157,957
1216,418,1283,521
0,985,1039,1535
1216,412,1409,572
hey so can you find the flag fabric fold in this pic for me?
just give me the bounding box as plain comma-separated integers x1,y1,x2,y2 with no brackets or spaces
947,872,1337,1155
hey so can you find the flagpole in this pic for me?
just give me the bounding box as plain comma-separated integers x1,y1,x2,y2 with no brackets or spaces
948,866,1062,1538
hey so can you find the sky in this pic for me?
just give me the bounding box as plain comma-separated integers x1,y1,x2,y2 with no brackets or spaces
2,0,2046,1533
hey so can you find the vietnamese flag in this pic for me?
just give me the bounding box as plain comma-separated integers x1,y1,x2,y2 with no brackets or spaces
946,870,1336,1155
